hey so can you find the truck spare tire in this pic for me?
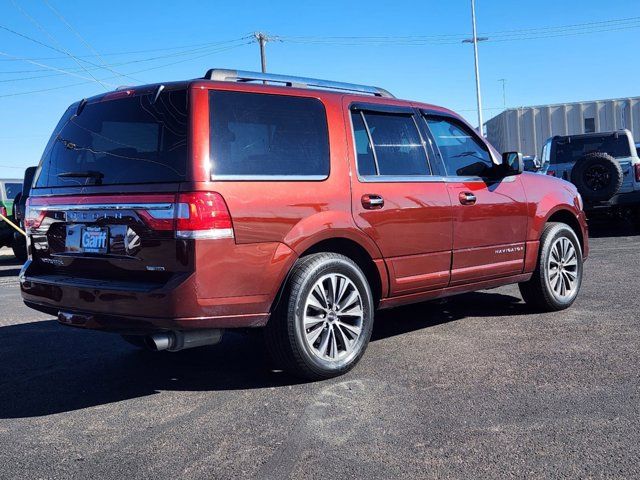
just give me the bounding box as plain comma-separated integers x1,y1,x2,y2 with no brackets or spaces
570,152,623,202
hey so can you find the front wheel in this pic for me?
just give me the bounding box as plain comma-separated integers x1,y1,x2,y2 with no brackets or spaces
265,253,374,380
519,222,584,312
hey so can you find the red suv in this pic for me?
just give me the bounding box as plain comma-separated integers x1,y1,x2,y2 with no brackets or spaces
21,69,588,380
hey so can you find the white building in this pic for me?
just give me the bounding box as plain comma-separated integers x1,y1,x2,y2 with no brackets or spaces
485,97,640,157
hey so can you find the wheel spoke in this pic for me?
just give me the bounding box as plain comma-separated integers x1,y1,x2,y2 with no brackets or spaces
307,294,327,313
551,272,561,293
313,284,330,309
317,326,331,356
337,321,361,338
306,322,326,345
336,277,349,306
328,275,338,306
339,305,363,318
329,327,338,359
334,323,351,349
304,314,325,329
338,290,359,312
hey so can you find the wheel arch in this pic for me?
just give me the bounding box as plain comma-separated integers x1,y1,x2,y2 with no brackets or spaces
269,235,388,315
546,208,585,253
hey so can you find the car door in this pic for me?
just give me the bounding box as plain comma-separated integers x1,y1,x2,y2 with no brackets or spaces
423,112,528,286
346,101,453,295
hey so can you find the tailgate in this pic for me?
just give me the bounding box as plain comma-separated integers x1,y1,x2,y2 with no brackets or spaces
25,194,192,287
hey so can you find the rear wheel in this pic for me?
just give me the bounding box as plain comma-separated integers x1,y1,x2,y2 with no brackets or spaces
265,253,374,380
519,222,583,312
12,237,27,262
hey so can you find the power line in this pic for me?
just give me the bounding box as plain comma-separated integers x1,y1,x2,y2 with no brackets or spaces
0,37,252,76
0,35,254,62
0,41,251,98
9,0,109,89
42,0,139,84
0,50,117,86
277,15,640,45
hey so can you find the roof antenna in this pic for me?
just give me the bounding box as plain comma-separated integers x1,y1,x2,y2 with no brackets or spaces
153,84,165,104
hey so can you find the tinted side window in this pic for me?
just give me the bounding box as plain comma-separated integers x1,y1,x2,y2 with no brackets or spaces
361,112,429,176
426,116,492,177
209,91,329,178
350,112,377,176
4,183,21,200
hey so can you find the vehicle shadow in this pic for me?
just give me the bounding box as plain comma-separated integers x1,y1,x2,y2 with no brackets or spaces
0,268,20,277
0,255,21,266
587,218,639,238
0,290,527,419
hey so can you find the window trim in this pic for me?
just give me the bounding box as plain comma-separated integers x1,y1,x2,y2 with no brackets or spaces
208,90,331,182
349,103,435,182
420,110,498,181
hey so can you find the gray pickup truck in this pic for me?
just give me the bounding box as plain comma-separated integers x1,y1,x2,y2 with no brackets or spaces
540,130,640,221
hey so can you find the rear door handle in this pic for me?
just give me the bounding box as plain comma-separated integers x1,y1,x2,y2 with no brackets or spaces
362,194,384,209
459,192,477,205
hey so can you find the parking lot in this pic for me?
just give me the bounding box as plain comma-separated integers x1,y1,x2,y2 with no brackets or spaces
0,222,638,479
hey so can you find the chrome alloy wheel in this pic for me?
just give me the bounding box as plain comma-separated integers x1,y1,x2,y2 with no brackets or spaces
302,273,364,362
547,237,579,300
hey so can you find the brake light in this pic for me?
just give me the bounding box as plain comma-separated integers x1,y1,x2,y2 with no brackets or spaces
635,163,640,182
176,192,233,239
546,170,556,177
23,197,46,230
0,206,6,218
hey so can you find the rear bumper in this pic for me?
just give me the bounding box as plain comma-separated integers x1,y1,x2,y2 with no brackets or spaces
20,269,271,332
25,300,268,333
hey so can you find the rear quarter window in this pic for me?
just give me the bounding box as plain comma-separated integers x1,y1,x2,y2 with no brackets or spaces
209,91,330,179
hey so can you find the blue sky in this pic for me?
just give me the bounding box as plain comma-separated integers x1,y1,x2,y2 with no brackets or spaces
1,0,639,179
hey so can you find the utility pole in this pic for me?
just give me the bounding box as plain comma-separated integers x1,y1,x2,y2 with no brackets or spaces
498,78,507,109
254,32,268,73
462,0,487,135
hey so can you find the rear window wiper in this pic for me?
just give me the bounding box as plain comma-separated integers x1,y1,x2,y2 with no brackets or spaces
57,171,104,184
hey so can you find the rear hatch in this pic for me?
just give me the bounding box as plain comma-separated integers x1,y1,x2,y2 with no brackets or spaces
25,86,197,289
552,133,636,192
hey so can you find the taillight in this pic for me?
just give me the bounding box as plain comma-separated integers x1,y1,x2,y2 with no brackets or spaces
175,192,233,239
635,163,640,182
24,197,46,230
0,206,6,218
546,170,556,177
137,192,233,239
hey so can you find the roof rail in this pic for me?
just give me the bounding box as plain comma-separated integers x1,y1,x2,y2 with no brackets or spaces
203,68,395,98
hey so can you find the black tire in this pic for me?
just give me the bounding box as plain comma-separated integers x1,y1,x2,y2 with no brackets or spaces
570,152,623,202
12,238,27,262
519,222,583,312
264,253,374,380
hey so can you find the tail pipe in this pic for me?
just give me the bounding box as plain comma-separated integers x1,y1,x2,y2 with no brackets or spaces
145,329,223,352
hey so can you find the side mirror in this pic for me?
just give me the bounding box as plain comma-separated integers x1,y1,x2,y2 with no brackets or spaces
500,151,524,176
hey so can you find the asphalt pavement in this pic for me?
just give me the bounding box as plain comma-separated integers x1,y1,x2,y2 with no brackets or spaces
0,222,638,479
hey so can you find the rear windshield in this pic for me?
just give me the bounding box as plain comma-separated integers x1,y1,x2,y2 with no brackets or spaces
552,134,631,164
35,89,188,187
3,183,21,200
